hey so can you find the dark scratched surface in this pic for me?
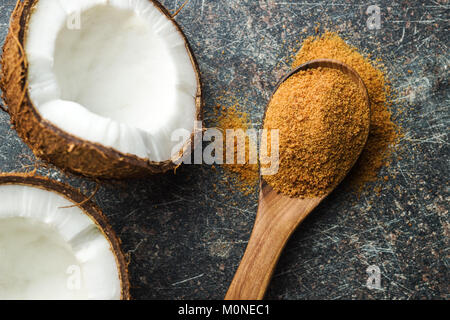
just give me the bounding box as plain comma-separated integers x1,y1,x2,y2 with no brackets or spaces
0,0,448,299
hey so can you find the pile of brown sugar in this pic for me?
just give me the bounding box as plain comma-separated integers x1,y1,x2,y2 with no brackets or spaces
263,67,370,198
292,32,399,192
214,32,399,197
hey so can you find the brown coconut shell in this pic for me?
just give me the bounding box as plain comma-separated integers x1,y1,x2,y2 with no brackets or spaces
0,172,131,300
0,0,203,179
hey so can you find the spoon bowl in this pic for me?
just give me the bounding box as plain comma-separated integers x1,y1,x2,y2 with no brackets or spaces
225,59,370,300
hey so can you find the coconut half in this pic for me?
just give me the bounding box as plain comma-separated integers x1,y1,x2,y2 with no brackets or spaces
0,173,130,299
1,0,202,178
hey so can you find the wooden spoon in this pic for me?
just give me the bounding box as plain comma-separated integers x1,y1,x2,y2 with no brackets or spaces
225,59,371,300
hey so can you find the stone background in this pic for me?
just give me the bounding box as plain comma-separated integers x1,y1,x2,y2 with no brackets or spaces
0,0,448,299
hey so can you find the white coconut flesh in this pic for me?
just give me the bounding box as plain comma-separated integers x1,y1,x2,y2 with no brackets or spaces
0,184,121,300
26,0,198,161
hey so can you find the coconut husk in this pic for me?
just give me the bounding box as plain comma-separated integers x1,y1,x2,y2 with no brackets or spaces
0,0,203,179
0,171,131,299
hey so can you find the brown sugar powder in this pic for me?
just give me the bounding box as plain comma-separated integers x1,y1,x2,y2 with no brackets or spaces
216,104,259,196
263,67,370,198
292,32,400,192
214,31,399,197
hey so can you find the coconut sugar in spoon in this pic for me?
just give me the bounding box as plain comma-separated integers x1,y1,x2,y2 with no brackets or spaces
225,59,371,300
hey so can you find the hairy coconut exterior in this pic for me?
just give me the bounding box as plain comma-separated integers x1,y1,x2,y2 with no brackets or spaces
0,0,203,179
0,172,131,299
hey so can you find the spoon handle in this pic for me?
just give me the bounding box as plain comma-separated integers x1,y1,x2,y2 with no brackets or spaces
225,183,322,300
